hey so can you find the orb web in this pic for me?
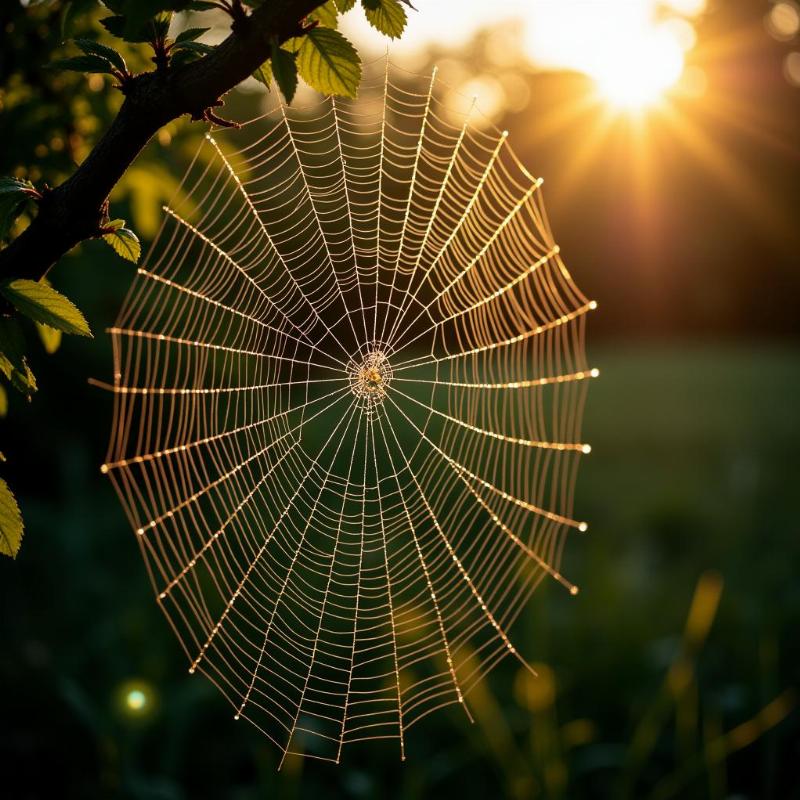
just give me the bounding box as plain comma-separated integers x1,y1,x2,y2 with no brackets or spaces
102,55,597,764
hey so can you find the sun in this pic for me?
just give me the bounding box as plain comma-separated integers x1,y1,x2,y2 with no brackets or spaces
520,2,696,113
590,26,686,110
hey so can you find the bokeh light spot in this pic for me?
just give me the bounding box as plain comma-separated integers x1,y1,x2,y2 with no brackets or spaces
115,679,157,721
784,51,800,86
126,689,146,711
766,2,800,41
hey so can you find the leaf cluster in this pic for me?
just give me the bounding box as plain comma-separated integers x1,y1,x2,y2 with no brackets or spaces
251,0,409,103
41,0,411,104
0,274,93,557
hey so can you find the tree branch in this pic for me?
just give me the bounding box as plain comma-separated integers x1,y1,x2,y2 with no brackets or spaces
0,0,325,282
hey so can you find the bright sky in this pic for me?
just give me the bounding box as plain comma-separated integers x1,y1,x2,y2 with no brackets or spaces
343,0,708,109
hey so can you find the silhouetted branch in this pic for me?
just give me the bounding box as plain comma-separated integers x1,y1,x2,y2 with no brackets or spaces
0,0,324,281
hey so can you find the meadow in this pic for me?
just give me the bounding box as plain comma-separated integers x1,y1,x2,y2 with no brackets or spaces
2,340,796,799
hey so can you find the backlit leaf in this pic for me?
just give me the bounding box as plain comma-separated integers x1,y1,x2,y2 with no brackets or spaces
252,59,272,87
0,177,38,198
296,27,361,99
36,322,62,355
74,38,127,72
0,279,92,337
0,478,23,559
361,0,407,39
309,1,339,27
103,226,142,263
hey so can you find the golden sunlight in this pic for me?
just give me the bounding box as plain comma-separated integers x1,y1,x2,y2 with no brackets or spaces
346,0,706,112
524,2,699,110
580,24,685,108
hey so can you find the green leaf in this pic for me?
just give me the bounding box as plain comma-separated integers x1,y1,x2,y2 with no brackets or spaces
175,26,210,44
282,36,304,55
0,178,38,242
0,280,92,337
335,0,357,11
36,322,62,355
0,177,38,198
252,59,272,87
309,1,339,27
3,363,36,396
100,15,129,39
296,27,361,99
0,318,37,397
74,38,128,72
47,54,117,74
0,478,24,559
103,226,142,263
271,41,298,103
0,385,7,418
361,0,407,38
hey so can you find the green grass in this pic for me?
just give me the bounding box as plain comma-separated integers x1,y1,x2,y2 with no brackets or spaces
1,343,798,799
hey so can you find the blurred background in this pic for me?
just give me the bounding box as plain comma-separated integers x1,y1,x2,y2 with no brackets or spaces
1,0,798,797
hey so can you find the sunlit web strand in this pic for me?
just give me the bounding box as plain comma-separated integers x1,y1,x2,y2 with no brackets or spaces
102,53,596,763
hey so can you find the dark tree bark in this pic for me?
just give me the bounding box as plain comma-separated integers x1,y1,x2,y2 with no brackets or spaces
0,0,325,282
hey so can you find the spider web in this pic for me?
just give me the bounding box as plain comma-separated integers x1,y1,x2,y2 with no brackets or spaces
101,55,597,764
